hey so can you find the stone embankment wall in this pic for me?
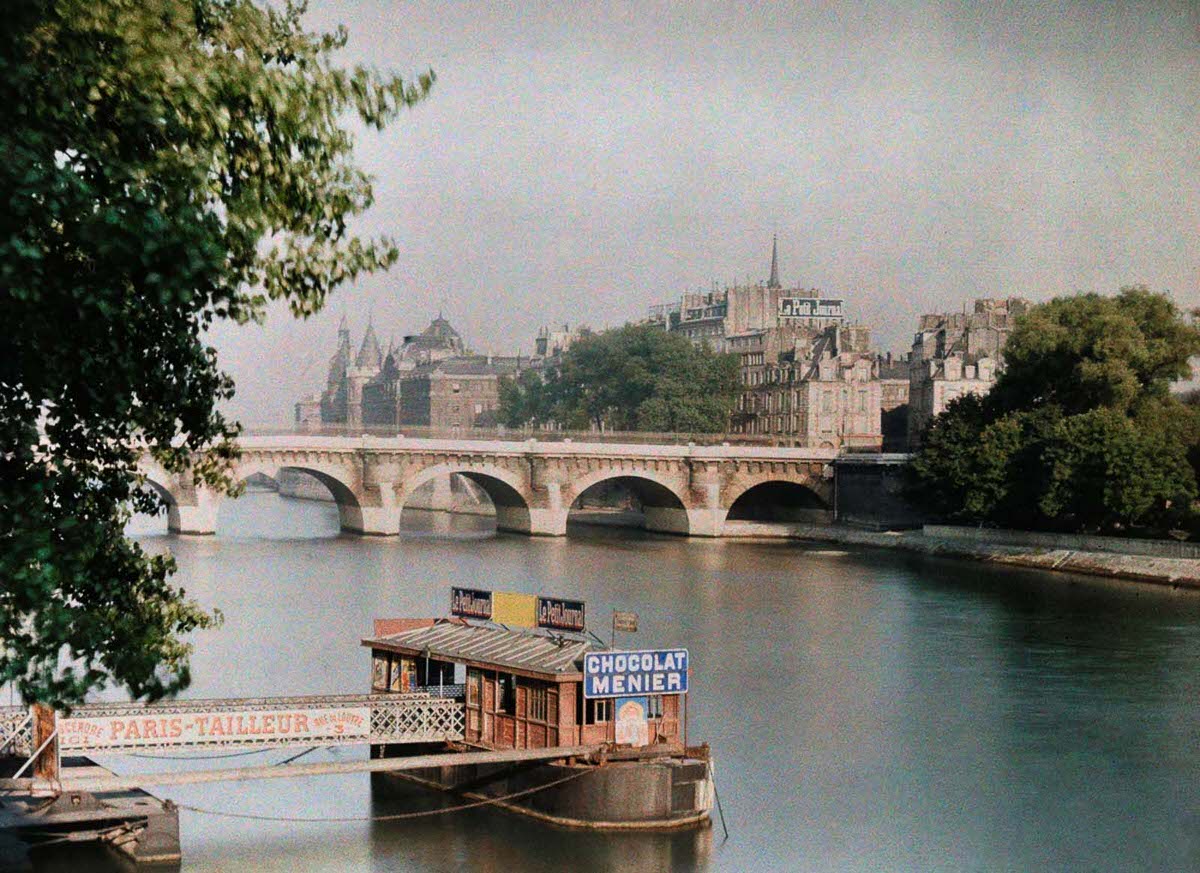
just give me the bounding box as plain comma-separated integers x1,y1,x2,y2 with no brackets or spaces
763,524,1200,591
925,525,1200,560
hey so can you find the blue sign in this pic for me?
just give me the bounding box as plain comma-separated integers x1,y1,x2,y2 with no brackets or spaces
583,649,688,699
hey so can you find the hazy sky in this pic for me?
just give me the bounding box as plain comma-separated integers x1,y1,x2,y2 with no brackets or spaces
210,1,1200,424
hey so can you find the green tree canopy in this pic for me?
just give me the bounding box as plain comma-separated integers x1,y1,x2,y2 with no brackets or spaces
907,288,1200,535
0,0,431,708
499,325,741,433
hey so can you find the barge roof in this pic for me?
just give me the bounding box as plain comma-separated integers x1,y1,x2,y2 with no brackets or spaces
363,619,602,680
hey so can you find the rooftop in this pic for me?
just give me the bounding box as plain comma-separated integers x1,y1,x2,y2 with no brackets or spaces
363,619,604,678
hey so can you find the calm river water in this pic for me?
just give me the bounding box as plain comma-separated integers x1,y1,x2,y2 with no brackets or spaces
36,493,1200,872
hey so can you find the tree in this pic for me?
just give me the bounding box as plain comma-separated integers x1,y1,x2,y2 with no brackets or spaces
907,288,1200,536
0,0,432,708
499,325,741,433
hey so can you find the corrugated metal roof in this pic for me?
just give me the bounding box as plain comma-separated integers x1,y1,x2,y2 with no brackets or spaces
364,620,602,677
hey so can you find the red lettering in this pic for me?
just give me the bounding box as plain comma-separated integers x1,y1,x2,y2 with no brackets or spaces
209,717,225,736
109,720,125,741
293,714,309,734
125,720,141,740
143,719,159,739
193,716,209,736
278,714,291,734
169,717,183,738
261,714,275,734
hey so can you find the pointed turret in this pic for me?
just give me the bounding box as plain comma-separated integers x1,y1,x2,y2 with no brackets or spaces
768,235,781,289
355,321,382,369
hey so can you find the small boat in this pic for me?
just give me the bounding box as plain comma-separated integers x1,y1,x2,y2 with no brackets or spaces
362,588,714,829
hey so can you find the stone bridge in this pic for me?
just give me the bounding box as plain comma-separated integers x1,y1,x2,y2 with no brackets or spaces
141,435,838,537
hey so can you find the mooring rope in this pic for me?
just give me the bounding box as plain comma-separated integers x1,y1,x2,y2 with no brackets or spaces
175,766,595,823
126,747,274,761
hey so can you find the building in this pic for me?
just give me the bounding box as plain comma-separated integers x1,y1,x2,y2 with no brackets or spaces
906,297,1030,446
647,236,845,353
730,323,883,449
877,352,911,452
296,314,516,431
534,324,579,359
650,239,888,449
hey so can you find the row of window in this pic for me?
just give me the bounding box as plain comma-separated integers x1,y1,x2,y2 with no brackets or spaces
582,695,665,724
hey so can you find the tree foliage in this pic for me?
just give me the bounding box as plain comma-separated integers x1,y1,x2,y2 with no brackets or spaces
907,288,1200,535
0,0,431,708
499,325,741,433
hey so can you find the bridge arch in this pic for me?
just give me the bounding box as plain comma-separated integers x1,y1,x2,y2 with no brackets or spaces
218,458,363,534
398,463,532,535
565,469,691,536
725,478,832,525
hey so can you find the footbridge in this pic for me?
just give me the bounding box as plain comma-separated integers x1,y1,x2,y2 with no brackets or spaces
141,433,838,537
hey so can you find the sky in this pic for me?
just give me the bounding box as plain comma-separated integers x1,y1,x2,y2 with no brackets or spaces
209,1,1200,424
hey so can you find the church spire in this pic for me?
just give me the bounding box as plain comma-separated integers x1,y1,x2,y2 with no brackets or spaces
768,234,781,289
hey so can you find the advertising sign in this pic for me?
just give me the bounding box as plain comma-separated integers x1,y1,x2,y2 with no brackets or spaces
537,596,586,632
583,649,688,698
612,611,639,633
614,697,650,747
450,587,492,620
778,297,843,319
58,706,371,752
493,591,537,628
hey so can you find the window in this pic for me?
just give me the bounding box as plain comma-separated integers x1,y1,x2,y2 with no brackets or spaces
497,673,516,714
467,670,481,705
647,695,664,719
585,698,612,724
372,654,388,690
528,684,548,722
452,383,461,393
474,402,483,415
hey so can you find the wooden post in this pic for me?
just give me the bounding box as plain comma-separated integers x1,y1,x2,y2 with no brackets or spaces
31,703,59,782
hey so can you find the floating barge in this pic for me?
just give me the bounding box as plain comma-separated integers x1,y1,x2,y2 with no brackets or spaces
363,588,714,829
0,590,712,865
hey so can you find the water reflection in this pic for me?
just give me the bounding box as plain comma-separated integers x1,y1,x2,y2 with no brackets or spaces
32,493,1200,872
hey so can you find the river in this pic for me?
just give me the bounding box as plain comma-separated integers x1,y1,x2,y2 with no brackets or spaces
34,492,1200,871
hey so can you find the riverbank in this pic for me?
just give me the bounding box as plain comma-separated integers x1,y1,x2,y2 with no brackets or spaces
723,521,1200,591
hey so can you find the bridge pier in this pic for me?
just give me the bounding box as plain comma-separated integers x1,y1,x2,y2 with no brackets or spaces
167,491,219,535
354,506,399,536
503,507,566,536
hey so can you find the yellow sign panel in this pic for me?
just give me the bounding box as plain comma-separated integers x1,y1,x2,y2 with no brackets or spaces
492,592,537,628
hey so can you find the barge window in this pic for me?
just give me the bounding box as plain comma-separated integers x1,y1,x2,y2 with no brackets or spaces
497,673,516,714
647,695,664,719
528,685,548,722
585,698,611,725
372,653,388,691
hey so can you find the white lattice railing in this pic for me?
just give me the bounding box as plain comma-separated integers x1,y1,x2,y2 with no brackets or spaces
52,693,464,753
0,706,33,758
371,695,464,744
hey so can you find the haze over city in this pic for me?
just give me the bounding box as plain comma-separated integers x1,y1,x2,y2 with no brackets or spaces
209,1,1200,424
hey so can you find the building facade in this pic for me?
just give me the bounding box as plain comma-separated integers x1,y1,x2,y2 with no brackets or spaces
650,238,889,449
729,323,884,449
906,297,1029,446
297,315,520,431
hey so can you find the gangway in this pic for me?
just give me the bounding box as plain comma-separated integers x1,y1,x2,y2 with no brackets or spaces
1,691,466,784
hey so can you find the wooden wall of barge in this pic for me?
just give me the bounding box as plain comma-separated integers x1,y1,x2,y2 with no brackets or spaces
465,668,574,749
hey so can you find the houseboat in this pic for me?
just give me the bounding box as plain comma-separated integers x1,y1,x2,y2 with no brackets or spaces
362,588,714,829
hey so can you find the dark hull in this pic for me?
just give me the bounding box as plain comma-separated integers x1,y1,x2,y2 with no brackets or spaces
374,753,713,830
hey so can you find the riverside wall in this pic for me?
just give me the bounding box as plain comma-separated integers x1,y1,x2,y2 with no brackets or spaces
735,523,1200,591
